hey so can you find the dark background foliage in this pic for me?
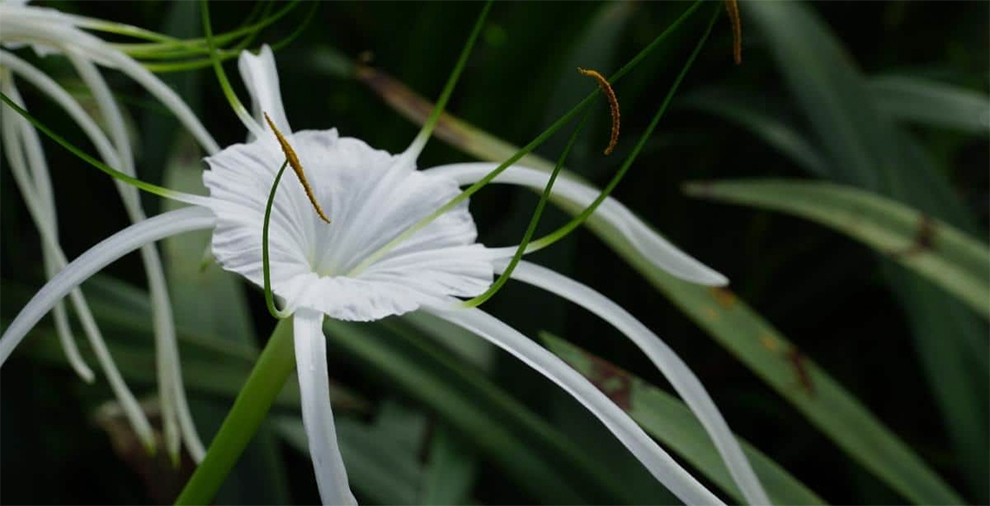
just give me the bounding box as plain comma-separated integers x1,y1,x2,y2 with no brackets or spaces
1,1,987,504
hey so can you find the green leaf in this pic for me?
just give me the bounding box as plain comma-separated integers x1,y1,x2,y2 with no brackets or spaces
679,88,831,177
421,424,478,505
321,317,640,504
746,4,988,499
869,75,990,134
541,332,827,505
684,179,990,319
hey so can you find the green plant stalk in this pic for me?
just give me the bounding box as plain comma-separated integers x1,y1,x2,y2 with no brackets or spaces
201,0,255,129
408,1,493,153
175,318,297,506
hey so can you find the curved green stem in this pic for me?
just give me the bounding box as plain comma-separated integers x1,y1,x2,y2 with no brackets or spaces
174,318,297,505
263,160,293,319
464,112,590,307
0,92,202,205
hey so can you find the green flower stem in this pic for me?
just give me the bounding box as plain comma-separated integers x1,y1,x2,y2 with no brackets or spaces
407,0,493,154
201,0,256,128
175,318,297,506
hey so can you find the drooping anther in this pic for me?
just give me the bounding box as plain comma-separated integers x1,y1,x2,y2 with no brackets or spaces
577,67,620,155
725,0,743,65
264,112,331,224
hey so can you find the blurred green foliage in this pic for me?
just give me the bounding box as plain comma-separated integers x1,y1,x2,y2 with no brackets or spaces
1,1,986,504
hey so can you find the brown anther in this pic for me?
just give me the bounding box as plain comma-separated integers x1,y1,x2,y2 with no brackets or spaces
577,67,620,155
264,112,331,224
724,0,743,65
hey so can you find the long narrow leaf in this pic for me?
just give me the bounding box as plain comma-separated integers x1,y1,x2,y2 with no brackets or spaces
684,179,990,319
541,332,827,505
869,75,990,134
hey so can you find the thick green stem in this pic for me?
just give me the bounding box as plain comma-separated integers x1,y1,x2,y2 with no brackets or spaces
175,319,296,505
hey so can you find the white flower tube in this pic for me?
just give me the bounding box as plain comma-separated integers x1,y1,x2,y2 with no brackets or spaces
293,308,357,505
429,307,726,506
425,162,728,287
503,259,770,505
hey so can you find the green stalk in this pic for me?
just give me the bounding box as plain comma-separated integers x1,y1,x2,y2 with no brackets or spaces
175,318,297,505
407,1,493,155
201,0,255,128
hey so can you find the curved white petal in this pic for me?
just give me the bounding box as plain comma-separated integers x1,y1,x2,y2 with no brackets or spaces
504,259,770,505
0,80,154,447
67,48,194,461
238,45,289,138
0,206,217,366
204,129,492,321
1,70,94,382
426,163,728,286
293,308,357,505
428,307,725,506
0,8,219,154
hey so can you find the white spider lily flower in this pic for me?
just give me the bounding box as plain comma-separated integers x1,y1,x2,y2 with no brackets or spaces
0,2,217,461
0,42,770,505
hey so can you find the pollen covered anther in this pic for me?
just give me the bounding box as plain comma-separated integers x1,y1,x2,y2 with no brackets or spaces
725,0,743,65
263,112,331,224
577,67,620,155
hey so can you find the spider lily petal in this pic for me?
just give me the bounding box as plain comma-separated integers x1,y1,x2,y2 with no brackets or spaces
1,76,158,447
0,48,206,461
293,308,357,505
68,48,195,463
0,70,93,383
0,206,217,367
428,307,727,506
0,2,220,154
426,162,729,286
503,259,771,505
239,45,290,137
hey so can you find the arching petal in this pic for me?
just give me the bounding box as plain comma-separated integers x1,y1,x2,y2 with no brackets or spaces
239,45,290,137
427,307,726,506
0,206,216,366
504,259,770,505
426,163,728,286
293,308,357,505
